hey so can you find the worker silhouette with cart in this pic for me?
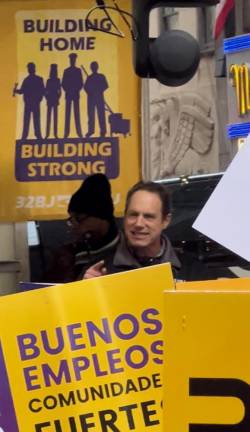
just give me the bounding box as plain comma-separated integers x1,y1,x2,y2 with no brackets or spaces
84,61,108,137
82,61,131,138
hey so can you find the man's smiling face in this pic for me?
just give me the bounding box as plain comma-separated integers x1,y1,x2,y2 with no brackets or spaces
124,190,170,257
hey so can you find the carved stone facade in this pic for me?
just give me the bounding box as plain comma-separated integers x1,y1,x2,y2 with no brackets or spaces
150,90,215,179
142,7,231,180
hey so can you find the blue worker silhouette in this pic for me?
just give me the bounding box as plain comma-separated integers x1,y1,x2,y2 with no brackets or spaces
14,62,44,140
45,64,61,138
84,61,108,137
62,53,83,138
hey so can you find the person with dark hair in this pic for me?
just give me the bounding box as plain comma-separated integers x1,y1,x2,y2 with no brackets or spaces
84,181,181,279
45,173,119,282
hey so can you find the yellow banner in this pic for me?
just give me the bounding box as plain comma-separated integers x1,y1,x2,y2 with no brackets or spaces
164,284,250,432
0,0,140,221
0,263,173,431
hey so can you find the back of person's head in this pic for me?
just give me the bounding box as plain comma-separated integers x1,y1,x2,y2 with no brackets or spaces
125,181,171,218
68,173,114,221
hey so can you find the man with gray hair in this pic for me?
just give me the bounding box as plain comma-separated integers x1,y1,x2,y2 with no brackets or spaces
84,181,181,278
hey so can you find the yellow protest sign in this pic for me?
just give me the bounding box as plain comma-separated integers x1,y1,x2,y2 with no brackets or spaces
0,0,140,221
176,277,250,291
164,288,250,432
0,263,173,431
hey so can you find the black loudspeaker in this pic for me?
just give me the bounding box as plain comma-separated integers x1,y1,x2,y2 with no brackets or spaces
132,0,219,86
149,30,200,86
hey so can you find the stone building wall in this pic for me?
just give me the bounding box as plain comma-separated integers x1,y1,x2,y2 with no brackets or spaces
142,7,231,180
